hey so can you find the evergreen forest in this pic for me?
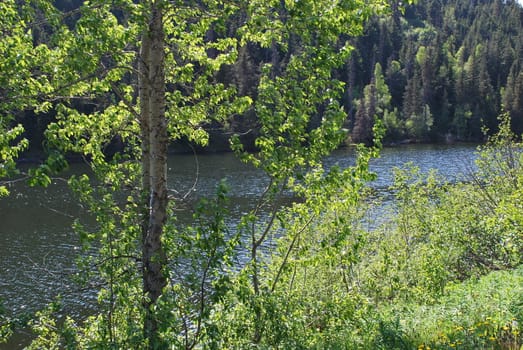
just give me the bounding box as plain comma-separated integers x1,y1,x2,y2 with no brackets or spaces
0,0,523,349
349,0,523,144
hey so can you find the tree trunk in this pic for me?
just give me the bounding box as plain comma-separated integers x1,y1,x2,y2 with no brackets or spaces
140,2,167,347
139,0,151,248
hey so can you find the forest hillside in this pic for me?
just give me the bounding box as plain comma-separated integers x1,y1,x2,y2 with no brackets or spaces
13,0,523,153
348,0,523,144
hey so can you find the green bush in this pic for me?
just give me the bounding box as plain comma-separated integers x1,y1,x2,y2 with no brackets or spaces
357,115,523,305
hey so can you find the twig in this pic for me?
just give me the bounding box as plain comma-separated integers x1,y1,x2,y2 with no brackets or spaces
271,214,315,292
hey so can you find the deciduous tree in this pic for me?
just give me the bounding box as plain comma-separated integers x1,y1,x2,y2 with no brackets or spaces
2,0,388,348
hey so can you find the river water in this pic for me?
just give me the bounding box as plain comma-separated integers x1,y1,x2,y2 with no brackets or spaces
0,143,478,348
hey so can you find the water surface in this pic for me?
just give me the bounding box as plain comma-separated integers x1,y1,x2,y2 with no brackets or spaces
0,144,478,348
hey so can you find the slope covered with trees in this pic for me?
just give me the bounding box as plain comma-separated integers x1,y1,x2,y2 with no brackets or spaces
349,0,523,143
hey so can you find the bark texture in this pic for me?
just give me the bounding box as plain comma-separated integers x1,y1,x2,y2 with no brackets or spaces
140,2,168,346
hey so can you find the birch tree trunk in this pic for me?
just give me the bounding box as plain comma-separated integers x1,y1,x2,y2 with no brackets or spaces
139,0,152,256
140,1,168,346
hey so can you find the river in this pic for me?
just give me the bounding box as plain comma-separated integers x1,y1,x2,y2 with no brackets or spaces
0,143,478,348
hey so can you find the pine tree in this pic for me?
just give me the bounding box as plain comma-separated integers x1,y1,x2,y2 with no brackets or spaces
352,82,377,145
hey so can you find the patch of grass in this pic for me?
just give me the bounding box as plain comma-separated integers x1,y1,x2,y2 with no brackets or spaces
379,266,523,349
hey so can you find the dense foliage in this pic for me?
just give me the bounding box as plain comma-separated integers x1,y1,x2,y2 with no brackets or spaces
349,0,523,143
343,114,523,349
